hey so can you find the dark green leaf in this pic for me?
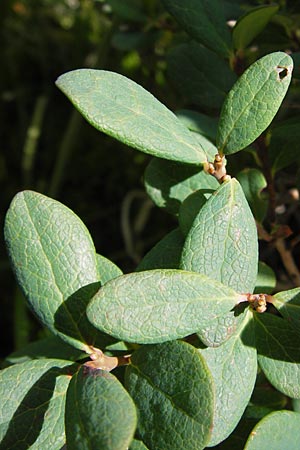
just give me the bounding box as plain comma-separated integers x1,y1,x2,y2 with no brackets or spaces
291,52,300,79
4,191,103,352
176,109,218,142
106,0,147,22
162,0,232,57
144,158,218,215
233,5,279,50
244,410,300,450
0,359,76,450
217,52,293,155
273,287,300,335
65,366,137,450
125,341,214,450
200,313,257,446
167,42,236,109
179,191,208,236
87,269,241,344
56,70,206,165
236,168,267,223
254,313,300,398
136,228,184,271
97,254,123,284
254,262,276,294
268,116,300,173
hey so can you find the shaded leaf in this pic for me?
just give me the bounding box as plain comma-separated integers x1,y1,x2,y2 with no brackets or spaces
244,410,300,450
65,366,137,450
0,359,76,450
233,5,279,50
136,228,184,271
167,42,236,109
106,0,147,22
268,116,300,173
200,312,257,446
87,269,240,344
179,191,208,236
125,341,214,450
273,287,300,335
144,158,218,215
217,52,293,155
176,109,218,142
254,262,276,294
254,313,300,398
97,253,123,284
291,52,300,79
236,168,267,223
4,191,102,352
56,70,206,165
162,0,232,57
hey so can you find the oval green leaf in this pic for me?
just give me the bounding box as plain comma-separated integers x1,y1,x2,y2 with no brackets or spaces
65,366,137,450
4,190,103,352
56,69,206,165
0,359,76,449
125,341,214,450
97,253,123,284
87,269,240,344
176,109,218,142
233,5,279,50
244,410,300,450
217,52,293,155
236,168,267,223
162,0,232,57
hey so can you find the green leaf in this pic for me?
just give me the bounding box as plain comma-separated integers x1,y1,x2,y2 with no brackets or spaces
217,52,293,155
130,440,149,450
56,70,206,165
268,116,300,173
254,262,276,294
236,168,267,223
144,158,218,215
176,109,218,142
97,254,123,284
244,410,300,450
87,269,241,344
125,341,214,450
254,313,300,398
291,52,300,79
3,336,84,368
0,359,76,450
65,366,137,450
162,0,232,57
4,190,107,352
233,5,279,50
178,191,208,236
106,0,147,22
167,42,236,109
273,287,300,335
199,312,257,446
181,178,258,292
136,228,184,271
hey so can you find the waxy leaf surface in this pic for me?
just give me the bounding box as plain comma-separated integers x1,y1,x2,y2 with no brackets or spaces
162,0,232,57
56,69,206,165
65,366,137,450
4,191,105,352
87,269,240,344
144,158,218,215
0,359,76,450
97,253,123,284
255,313,300,398
217,52,293,154
125,341,214,450
233,5,279,50
199,313,257,446
244,410,300,450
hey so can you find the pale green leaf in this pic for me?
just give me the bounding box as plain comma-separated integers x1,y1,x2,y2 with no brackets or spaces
254,261,276,294
65,366,137,450
167,42,236,109
162,0,232,57
217,52,293,155
87,269,240,344
125,341,214,450
255,313,300,398
130,440,149,450
176,109,218,142
200,312,257,446
56,70,206,165
273,287,300,335
233,5,279,50
236,168,267,223
244,410,300,450
136,228,184,271
0,359,76,450
144,158,218,215
4,190,109,352
97,254,123,284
